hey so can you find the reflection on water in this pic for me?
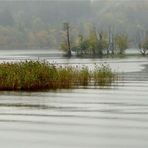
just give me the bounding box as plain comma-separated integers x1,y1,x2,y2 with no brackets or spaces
0,50,148,148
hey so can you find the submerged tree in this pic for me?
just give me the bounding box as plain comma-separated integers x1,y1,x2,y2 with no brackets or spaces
75,34,89,56
115,33,128,55
60,24,132,58
63,22,71,57
96,32,108,57
107,27,115,55
88,26,98,56
140,37,148,56
137,31,148,56
87,27,108,57
70,28,108,57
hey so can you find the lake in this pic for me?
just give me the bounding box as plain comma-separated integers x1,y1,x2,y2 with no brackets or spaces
0,49,148,148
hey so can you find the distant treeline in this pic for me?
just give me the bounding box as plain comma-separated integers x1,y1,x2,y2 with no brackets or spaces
0,1,90,49
0,25,59,49
0,0,148,50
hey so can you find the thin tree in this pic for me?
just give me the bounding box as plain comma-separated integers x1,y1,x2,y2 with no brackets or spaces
63,22,71,57
107,27,114,55
137,31,148,56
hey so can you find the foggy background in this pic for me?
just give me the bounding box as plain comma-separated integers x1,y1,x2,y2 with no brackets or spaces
0,0,147,49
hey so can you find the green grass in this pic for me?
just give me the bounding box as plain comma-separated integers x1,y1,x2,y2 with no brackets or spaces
0,61,116,91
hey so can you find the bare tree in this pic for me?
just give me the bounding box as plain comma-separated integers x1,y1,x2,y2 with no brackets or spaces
137,31,148,56
107,27,115,55
63,22,71,57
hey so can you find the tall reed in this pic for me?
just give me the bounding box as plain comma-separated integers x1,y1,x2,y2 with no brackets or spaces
0,61,116,91
93,64,116,86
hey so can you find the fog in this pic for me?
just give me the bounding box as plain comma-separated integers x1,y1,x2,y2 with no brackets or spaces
0,0,148,49
1,2,148,148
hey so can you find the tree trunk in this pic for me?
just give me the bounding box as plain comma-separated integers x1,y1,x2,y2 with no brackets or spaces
64,23,71,57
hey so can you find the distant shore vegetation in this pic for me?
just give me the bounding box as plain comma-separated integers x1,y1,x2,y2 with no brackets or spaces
61,23,148,57
0,61,116,91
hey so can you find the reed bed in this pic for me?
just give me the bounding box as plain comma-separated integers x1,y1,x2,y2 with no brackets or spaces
0,61,116,91
93,64,116,86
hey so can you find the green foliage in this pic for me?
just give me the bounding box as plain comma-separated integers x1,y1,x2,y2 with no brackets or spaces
87,28,98,55
115,33,128,54
71,28,108,57
96,38,108,56
0,61,116,91
76,39,90,56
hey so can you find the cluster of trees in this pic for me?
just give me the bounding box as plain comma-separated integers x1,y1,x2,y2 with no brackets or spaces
61,23,148,57
61,23,129,57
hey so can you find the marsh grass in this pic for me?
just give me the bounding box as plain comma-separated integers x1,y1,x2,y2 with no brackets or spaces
0,61,116,91
93,64,116,86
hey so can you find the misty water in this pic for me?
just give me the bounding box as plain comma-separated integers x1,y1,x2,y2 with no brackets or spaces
0,50,148,148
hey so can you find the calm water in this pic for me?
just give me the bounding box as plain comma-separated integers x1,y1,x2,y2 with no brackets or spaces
0,50,148,148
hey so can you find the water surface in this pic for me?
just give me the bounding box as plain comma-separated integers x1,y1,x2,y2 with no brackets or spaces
0,50,148,148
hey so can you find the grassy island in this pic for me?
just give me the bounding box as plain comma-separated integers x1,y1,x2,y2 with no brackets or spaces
0,61,116,91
